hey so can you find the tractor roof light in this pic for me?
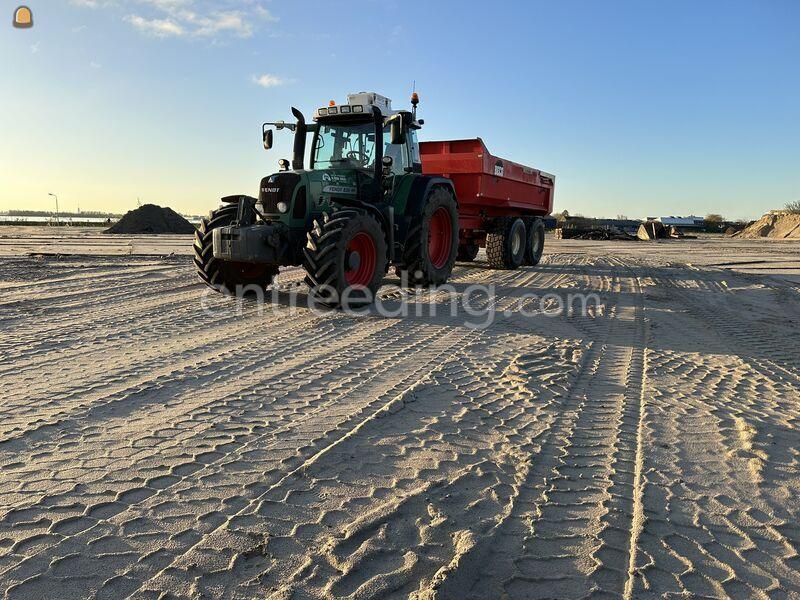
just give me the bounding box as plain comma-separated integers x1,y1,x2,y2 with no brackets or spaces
313,93,392,120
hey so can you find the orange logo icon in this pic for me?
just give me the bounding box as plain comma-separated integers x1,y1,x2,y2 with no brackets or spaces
13,6,33,28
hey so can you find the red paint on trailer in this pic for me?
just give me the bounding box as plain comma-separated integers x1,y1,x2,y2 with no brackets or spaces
419,138,555,228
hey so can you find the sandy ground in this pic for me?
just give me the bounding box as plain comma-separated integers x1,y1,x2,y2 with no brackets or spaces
0,227,798,599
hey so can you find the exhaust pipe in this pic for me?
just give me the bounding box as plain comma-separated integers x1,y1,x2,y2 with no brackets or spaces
372,106,383,184
291,107,306,170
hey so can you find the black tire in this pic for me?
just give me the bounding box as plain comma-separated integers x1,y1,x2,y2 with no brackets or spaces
486,217,526,269
194,205,279,294
457,243,479,262
303,210,387,308
395,187,459,286
524,219,545,266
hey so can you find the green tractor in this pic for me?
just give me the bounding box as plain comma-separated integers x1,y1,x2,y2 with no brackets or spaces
194,91,458,306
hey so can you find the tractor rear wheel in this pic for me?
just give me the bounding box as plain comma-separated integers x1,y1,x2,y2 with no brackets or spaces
194,205,279,294
303,210,387,308
395,187,458,286
486,217,526,269
457,243,479,262
524,219,545,266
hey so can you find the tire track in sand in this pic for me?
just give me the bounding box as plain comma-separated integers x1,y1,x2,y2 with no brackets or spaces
432,260,649,599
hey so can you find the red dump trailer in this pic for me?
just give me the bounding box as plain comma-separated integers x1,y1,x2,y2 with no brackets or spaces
420,138,555,267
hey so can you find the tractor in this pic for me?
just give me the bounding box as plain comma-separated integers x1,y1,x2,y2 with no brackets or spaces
194,91,554,307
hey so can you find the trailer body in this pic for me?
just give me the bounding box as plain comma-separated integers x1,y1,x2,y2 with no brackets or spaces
420,138,555,233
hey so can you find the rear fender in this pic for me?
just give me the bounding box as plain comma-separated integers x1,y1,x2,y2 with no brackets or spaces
404,176,458,218
395,177,457,249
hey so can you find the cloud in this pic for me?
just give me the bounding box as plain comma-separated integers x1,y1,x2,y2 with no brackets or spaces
90,61,102,68
70,0,116,7
72,1,278,40
188,11,253,38
31,42,40,54
251,73,285,88
124,14,184,37
253,5,277,22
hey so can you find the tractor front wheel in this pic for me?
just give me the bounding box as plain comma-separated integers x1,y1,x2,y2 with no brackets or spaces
194,204,279,294
486,217,526,269
395,187,459,286
303,210,387,308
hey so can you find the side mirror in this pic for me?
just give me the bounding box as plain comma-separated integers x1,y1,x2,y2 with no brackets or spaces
390,116,406,145
263,128,274,150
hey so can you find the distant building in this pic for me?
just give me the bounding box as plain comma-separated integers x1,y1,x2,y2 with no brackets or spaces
650,216,706,229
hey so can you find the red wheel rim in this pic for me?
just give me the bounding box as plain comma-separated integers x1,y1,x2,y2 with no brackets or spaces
428,207,452,269
345,232,377,286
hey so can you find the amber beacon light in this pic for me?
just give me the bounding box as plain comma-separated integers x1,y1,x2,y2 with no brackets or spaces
13,5,33,28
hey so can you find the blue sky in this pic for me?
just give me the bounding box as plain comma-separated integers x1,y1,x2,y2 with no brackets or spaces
1,0,798,219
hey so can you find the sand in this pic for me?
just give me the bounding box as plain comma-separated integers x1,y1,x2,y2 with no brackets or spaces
735,211,800,239
0,229,798,599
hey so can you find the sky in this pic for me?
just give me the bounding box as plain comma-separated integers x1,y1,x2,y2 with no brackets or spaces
1,0,798,220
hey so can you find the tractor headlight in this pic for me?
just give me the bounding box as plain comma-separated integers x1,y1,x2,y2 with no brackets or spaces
339,105,351,114
352,105,364,113
277,201,289,213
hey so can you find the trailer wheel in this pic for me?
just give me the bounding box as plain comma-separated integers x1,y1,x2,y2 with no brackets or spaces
486,217,526,269
303,210,387,308
194,205,279,294
524,219,545,266
395,187,459,286
457,244,479,262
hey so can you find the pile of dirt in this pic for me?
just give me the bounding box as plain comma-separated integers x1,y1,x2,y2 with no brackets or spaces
734,212,800,239
105,204,196,234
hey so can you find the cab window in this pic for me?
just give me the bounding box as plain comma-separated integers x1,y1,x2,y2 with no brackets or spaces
383,128,410,176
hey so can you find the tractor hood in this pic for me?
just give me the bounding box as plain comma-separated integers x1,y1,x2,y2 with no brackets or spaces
305,169,371,207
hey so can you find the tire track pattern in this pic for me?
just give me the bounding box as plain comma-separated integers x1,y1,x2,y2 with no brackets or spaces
1,250,798,599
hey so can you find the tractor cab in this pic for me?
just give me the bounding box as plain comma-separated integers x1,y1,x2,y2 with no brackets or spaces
309,92,422,179
262,92,422,187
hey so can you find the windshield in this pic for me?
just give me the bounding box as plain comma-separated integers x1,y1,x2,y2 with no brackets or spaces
312,121,411,173
312,122,380,170
313,122,375,169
